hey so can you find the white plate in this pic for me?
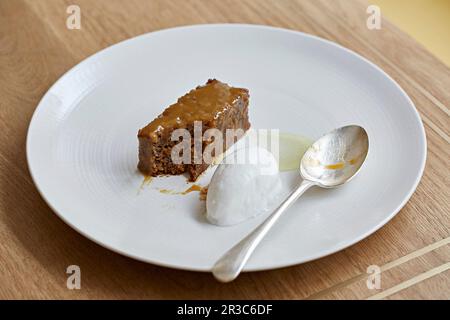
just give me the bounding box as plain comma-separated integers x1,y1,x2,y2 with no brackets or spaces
27,24,426,272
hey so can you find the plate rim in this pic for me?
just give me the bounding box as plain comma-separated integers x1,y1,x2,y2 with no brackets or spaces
26,23,427,272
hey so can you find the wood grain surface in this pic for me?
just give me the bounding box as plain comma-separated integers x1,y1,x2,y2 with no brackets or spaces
0,0,449,299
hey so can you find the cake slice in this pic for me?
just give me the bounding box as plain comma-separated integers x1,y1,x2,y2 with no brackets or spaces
137,79,250,181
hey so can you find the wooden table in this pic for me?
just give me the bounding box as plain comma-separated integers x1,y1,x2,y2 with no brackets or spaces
0,0,449,299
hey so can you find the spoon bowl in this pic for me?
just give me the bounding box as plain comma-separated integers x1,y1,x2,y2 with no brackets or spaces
301,125,369,188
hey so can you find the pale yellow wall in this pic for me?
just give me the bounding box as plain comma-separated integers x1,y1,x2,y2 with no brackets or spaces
372,0,450,66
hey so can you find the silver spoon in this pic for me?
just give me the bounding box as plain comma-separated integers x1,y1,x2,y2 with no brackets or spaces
212,125,369,282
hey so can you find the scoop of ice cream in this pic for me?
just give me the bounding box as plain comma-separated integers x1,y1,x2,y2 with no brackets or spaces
206,147,283,226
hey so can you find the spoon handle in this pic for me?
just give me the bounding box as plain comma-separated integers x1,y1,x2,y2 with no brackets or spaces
212,179,316,282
